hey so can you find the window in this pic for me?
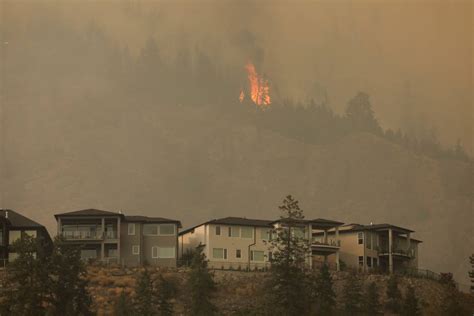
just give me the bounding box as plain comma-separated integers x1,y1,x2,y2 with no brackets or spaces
9,252,19,262
373,258,378,267
358,256,364,266
152,246,159,258
24,230,37,238
143,224,159,236
81,249,97,260
367,257,372,267
108,248,118,258
215,226,221,236
228,226,240,238
268,251,273,262
367,233,372,249
158,247,176,258
159,224,175,236
251,250,265,262
212,248,227,259
358,232,364,245
241,227,253,238
236,249,241,258
9,230,21,245
260,228,271,240
128,223,136,235
0,229,3,245
132,245,140,255
293,227,305,238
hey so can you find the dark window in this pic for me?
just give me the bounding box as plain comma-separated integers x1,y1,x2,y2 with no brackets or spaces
236,249,241,258
223,249,227,260
367,257,372,267
215,226,221,236
373,258,378,267
358,256,364,266
358,232,364,245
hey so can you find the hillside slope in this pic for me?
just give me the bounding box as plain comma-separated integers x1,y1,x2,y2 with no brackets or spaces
3,104,473,284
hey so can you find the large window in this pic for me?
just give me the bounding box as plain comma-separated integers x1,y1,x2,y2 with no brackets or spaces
358,232,364,245
251,250,265,262
367,257,372,267
128,223,136,235
241,227,253,238
144,224,175,236
260,228,271,240
9,230,21,245
158,247,176,259
228,226,240,238
143,224,159,236
24,230,37,238
293,227,305,239
215,226,221,236
159,224,175,236
81,249,97,260
212,248,227,260
367,233,372,249
132,245,140,255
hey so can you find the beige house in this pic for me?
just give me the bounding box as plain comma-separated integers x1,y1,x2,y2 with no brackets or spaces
178,217,344,270
55,209,181,267
314,223,421,273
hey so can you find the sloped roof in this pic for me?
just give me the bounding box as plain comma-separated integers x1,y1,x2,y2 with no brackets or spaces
0,209,45,228
54,209,122,218
348,223,414,233
179,216,273,235
125,216,182,227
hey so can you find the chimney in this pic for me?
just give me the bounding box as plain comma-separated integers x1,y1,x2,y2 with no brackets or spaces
5,211,8,219
118,210,122,214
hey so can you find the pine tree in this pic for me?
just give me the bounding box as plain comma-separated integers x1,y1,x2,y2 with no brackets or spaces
48,237,92,316
363,281,381,315
402,285,421,316
341,273,362,315
156,274,175,316
187,245,217,316
0,235,50,315
313,264,336,315
264,195,311,315
385,274,402,313
134,268,156,316
115,288,134,316
440,274,468,316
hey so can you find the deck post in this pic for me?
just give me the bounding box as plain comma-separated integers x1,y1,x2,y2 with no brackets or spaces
101,218,105,261
117,216,121,264
388,228,393,273
335,226,340,271
308,223,313,269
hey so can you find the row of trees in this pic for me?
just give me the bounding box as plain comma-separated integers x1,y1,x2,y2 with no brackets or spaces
0,236,92,315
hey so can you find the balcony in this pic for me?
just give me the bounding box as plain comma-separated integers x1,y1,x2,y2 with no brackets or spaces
61,230,104,240
377,245,415,259
311,240,340,254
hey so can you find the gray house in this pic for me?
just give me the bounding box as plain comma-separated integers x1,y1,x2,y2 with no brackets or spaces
54,209,181,267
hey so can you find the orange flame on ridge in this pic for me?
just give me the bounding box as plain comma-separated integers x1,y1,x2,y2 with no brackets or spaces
240,62,271,108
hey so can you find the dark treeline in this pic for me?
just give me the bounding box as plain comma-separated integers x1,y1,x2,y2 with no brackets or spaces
6,16,471,163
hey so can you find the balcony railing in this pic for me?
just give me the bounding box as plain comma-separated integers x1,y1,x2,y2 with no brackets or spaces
312,240,341,247
61,230,118,240
377,245,415,258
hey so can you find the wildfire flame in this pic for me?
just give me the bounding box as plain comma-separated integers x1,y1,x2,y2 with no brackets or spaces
239,62,271,108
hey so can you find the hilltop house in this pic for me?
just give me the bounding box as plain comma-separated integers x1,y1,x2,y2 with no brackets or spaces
54,209,181,267
178,216,344,270
314,223,421,273
0,209,52,265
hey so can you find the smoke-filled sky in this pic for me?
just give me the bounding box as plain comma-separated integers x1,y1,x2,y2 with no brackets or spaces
3,0,472,150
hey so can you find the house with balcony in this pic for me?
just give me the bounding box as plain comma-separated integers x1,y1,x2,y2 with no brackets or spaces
178,216,344,270
315,223,421,273
54,209,181,267
0,209,52,265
